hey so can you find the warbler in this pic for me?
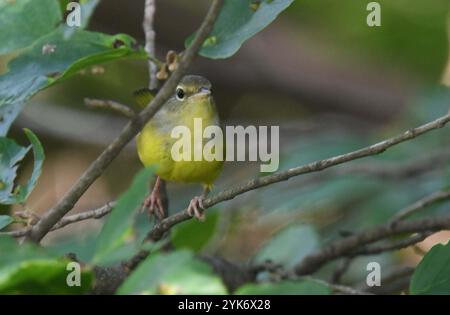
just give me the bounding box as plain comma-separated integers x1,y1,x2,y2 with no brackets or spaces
135,75,224,220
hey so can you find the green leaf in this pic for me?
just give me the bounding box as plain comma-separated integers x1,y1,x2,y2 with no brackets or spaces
235,280,330,295
410,241,450,294
0,236,93,294
0,0,144,135
0,259,93,294
92,168,154,266
0,235,53,264
0,215,13,230
0,135,30,204
0,130,44,205
186,0,294,59
171,210,219,252
0,0,62,55
13,129,45,203
118,250,227,295
0,29,146,135
1,0,101,56
254,225,319,268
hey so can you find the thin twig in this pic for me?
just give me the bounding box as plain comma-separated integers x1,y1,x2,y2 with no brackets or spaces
26,0,225,243
2,202,115,238
352,232,433,256
143,0,158,90
84,98,136,118
390,190,450,225
300,148,450,188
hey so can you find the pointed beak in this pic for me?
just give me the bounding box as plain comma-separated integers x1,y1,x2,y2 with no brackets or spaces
198,87,211,96
195,87,211,99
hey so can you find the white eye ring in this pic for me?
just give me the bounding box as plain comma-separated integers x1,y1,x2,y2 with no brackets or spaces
176,87,185,101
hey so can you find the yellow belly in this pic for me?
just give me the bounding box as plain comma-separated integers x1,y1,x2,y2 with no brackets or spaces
137,127,223,186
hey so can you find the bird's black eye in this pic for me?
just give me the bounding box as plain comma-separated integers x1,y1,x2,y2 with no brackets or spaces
176,88,185,100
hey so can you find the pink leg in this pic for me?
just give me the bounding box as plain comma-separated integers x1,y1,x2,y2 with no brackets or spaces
143,176,165,219
187,186,210,221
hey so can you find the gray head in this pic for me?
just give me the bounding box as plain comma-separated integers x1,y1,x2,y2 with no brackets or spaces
174,75,212,102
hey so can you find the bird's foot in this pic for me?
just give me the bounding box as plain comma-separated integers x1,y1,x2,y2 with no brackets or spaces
143,190,165,220
187,196,206,221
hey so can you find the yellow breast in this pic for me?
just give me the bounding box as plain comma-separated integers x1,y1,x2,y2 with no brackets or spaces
136,95,223,186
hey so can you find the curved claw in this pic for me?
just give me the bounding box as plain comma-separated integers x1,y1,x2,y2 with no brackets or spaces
187,196,206,221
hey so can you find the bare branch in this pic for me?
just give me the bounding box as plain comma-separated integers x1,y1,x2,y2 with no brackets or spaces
145,111,450,242
301,148,450,188
2,202,115,238
143,0,158,90
352,232,433,256
84,98,136,118
51,202,115,230
26,0,224,243
390,190,450,224
295,214,450,275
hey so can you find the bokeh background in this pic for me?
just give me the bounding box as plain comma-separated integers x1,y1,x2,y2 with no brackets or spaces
4,0,450,292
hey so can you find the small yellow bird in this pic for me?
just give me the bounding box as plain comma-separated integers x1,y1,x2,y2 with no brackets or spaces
136,75,224,220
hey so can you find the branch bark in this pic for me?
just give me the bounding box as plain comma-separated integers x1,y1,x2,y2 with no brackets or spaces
84,98,136,118
2,202,115,238
352,232,433,256
25,0,224,243
143,0,158,90
295,214,450,275
390,190,450,224
145,111,450,242
300,148,450,188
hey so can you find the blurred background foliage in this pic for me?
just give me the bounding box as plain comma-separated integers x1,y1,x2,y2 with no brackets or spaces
1,0,450,294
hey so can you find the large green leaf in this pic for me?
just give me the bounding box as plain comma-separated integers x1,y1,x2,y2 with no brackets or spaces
0,30,145,135
171,210,219,252
92,168,154,266
410,241,450,294
0,129,44,205
0,0,62,55
254,225,319,268
0,259,93,294
118,250,227,295
0,236,93,294
186,0,294,59
0,0,101,56
0,0,145,136
235,280,330,295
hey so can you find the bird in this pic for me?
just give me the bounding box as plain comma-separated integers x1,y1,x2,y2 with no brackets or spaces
135,75,224,221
